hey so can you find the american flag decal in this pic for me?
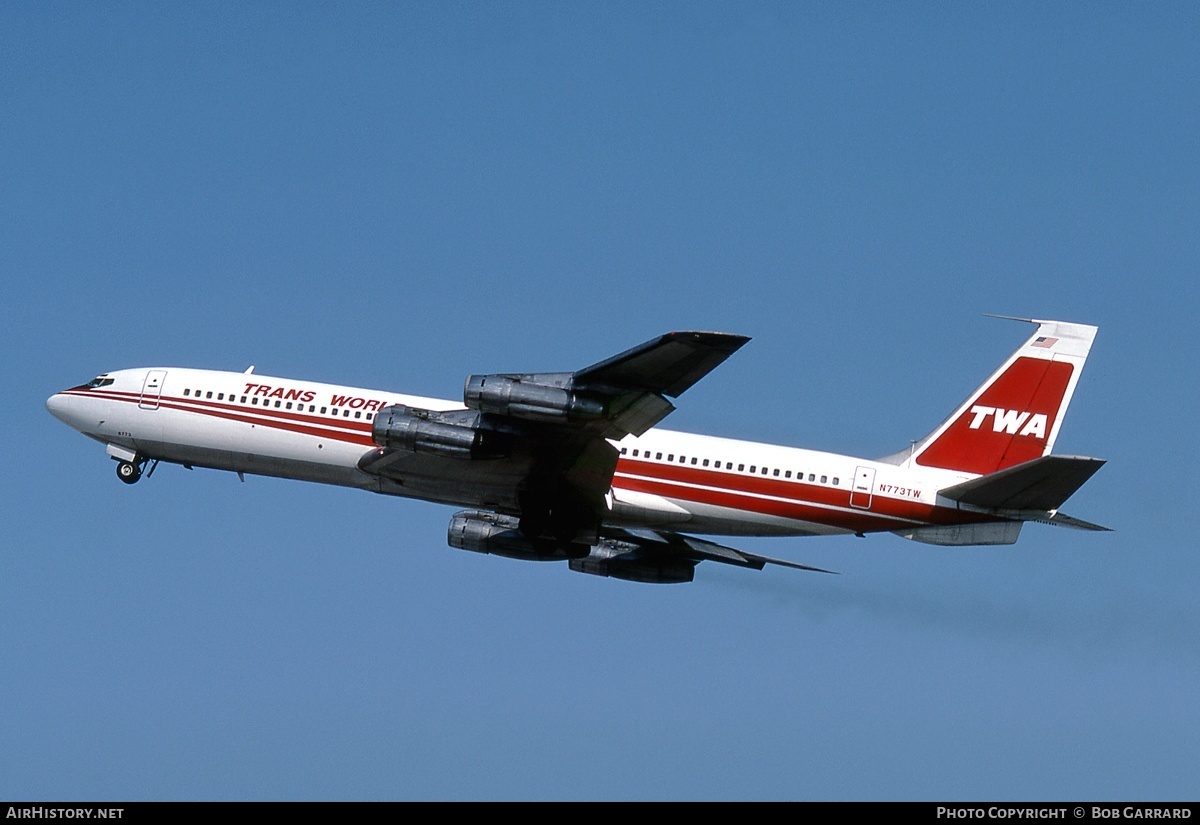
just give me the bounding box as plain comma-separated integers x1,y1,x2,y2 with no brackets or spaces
1032,336,1058,348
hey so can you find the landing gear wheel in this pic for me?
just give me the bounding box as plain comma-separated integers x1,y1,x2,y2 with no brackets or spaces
116,460,141,485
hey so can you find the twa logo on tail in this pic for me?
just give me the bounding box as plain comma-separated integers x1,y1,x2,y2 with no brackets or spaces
967,406,1048,438
910,318,1097,476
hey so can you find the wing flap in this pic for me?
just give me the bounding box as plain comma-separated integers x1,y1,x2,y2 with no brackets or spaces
1035,512,1113,532
602,391,676,438
615,529,836,574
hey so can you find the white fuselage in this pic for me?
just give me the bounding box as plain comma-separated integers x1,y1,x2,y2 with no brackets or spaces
47,367,984,539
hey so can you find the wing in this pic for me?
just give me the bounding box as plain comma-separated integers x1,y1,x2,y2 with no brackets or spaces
572,330,752,437
359,331,750,544
447,512,836,584
577,529,837,582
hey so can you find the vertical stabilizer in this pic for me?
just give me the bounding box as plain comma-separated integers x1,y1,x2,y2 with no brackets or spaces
907,319,1097,475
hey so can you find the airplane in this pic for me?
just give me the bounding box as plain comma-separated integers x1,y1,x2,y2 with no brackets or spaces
46,317,1108,584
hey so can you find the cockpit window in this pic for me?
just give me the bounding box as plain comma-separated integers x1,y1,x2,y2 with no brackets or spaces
84,376,115,389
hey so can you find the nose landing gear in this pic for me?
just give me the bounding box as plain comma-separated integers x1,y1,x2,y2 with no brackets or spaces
116,460,141,484
115,457,158,485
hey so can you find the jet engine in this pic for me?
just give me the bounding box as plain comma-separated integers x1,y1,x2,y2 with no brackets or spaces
464,374,604,423
372,405,506,460
568,540,696,584
447,510,695,583
447,510,589,561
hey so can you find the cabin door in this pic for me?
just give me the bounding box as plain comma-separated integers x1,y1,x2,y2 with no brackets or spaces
850,465,876,509
139,370,167,410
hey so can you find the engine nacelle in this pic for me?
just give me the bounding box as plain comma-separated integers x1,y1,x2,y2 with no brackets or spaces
447,511,589,562
568,541,696,584
464,375,604,423
373,405,505,460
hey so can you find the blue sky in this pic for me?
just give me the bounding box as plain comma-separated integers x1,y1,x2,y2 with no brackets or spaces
3,2,1197,800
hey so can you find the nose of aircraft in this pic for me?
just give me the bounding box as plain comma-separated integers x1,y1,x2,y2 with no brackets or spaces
46,392,74,426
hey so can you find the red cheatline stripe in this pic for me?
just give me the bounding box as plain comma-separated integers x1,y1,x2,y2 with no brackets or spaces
616,457,851,508
67,388,375,433
62,387,365,428
614,475,918,531
61,389,374,445
615,456,947,523
614,457,976,527
614,475,986,530
175,393,375,431
613,469,865,520
181,397,372,436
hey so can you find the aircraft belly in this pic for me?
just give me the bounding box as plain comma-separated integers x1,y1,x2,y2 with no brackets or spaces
603,485,848,536
129,437,369,487
127,406,375,488
606,488,693,527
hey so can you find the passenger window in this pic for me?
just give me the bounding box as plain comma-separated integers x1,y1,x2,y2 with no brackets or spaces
702,459,709,467
218,393,225,401
726,462,733,470
321,407,327,414
655,452,662,460
183,389,190,396
355,411,362,419
821,475,827,484
738,464,744,472
343,410,350,417
286,402,293,410
241,396,248,403
275,400,281,408
785,471,792,479
251,397,259,405
762,467,768,475
809,474,815,482
773,469,779,477
668,454,674,461
206,391,213,399
833,477,840,485
690,457,697,465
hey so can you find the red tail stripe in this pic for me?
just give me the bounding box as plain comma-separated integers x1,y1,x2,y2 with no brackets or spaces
916,357,1073,474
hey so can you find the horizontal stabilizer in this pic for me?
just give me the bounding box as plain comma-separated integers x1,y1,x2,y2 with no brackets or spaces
939,454,1105,511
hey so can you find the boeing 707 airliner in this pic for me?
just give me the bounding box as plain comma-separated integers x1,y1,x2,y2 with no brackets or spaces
46,318,1107,583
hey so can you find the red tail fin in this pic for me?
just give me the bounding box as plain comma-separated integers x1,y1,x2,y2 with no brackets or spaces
909,319,1097,475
